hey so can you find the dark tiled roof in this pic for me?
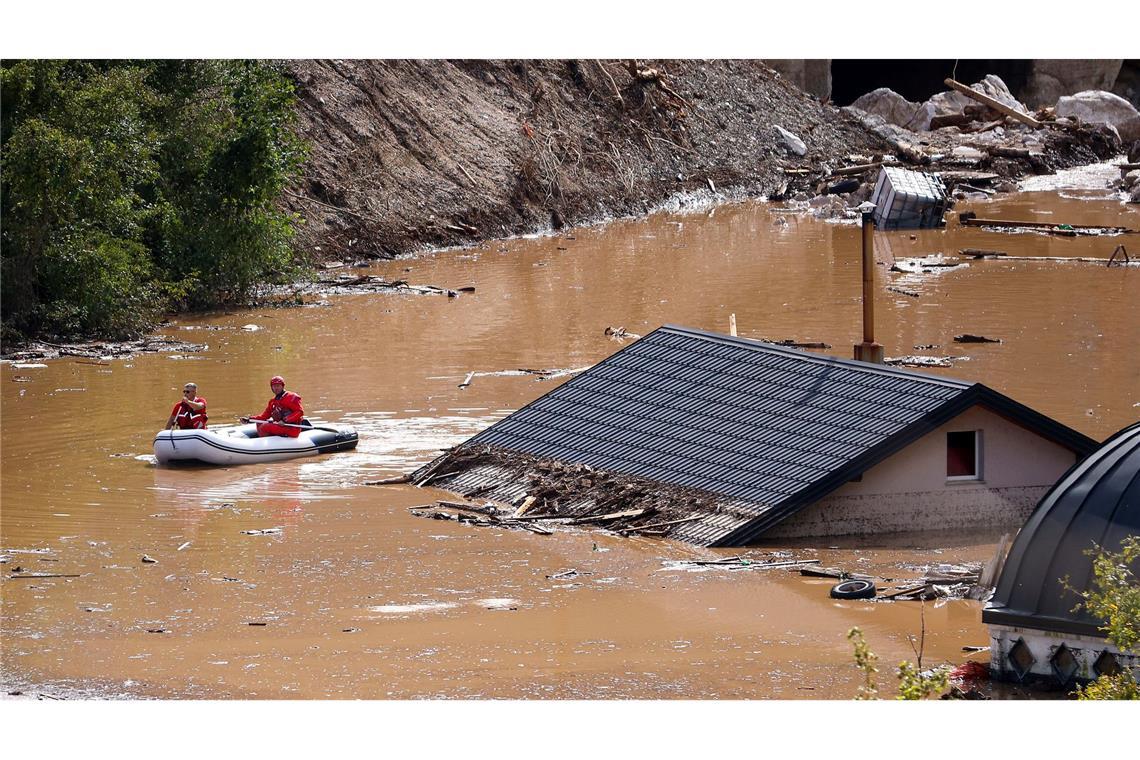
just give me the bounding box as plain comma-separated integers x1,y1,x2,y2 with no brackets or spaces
983,422,1140,637
460,325,1098,546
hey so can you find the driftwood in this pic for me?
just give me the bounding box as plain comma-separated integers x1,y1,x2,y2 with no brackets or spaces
365,473,413,486
959,248,1007,259
959,212,1139,235
620,515,703,533
885,355,953,368
954,334,1002,344
569,508,651,525
943,79,1041,128
829,162,882,176
760,338,832,349
458,372,475,389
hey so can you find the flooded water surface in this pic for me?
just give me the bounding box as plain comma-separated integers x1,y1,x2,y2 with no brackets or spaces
3,182,1138,699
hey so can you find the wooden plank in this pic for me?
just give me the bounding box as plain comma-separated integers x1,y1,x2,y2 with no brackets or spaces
829,162,882,177
943,79,1041,128
569,508,649,524
512,496,537,519
959,215,1139,234
621,515,703,533
365,473,413,485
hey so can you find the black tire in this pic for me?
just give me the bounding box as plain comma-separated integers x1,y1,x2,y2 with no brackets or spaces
830,579,876,600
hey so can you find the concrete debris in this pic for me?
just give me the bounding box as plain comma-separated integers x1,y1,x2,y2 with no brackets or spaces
773,124,807,156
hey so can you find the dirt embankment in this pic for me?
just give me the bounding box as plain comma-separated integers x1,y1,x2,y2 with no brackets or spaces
283,61,1124,263
283,60,889,260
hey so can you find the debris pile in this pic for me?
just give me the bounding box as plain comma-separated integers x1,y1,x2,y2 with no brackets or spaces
396,444,746,540
1,337,207,362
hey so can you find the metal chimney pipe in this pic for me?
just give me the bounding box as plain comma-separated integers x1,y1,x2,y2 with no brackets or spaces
854,207,884,364
862,210,875,344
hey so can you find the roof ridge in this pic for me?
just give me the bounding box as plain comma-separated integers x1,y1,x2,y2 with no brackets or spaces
657,324,974,390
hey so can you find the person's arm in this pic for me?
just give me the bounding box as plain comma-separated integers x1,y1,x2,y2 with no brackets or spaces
166,401,180,430
183,397,206,412
283,395,304,424
242,400,273,424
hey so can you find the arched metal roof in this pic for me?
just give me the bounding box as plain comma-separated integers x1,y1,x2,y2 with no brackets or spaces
983,422,1140,637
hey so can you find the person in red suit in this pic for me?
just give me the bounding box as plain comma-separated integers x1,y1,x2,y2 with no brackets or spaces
241,376,305,437
166,382,208,429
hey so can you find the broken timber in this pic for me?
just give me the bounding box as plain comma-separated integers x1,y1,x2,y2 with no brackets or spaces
958,212,1138,235
943,79,1041,128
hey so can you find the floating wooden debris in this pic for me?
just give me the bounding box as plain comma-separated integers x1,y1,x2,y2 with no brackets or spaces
458,371,475,389
760,338,832,349
958,211,1139,236
605,326,642,340
885,355,954,368
365,473,413,486
315,275,465,297
959,248,1007,259
954,334,1001,344
878,562,984,601
887,286,920,298
667,557,821,571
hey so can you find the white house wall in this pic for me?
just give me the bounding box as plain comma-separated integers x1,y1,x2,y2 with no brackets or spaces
765,404,1080,538
989,623,1139,684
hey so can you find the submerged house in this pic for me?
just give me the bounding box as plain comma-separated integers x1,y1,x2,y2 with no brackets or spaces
424,325,1097,546
983,422,1139,687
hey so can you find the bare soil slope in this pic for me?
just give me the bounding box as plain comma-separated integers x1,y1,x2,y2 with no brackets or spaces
284,60,1122,262
284,60,883,260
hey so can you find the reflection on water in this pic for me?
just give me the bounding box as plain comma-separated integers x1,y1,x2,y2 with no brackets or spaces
2,188,1138,699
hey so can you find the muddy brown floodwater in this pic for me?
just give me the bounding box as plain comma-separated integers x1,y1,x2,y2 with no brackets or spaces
3,168,1138,700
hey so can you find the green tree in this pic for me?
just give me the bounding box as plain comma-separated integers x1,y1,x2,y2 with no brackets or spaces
1,59,306,340
1065,536,1140,700
847,625,950,700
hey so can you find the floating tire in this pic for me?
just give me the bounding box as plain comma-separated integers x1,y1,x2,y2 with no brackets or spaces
830,579,876,600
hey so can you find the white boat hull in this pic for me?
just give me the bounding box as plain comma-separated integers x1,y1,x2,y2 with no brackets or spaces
153,424,358,465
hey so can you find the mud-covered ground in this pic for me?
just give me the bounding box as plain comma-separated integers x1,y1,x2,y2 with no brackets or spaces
283,60,1124,262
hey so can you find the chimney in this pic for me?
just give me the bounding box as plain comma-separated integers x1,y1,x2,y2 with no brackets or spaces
853,205,884,364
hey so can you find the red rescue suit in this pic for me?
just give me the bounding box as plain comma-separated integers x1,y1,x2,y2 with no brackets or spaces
250,391,304,437
170,397,208,429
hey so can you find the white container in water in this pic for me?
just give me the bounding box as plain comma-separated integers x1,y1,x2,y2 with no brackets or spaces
870,166,949,229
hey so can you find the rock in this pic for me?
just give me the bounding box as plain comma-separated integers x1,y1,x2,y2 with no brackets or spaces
1124,170,1140,189
1021,60,1123,109
951,146,985,161
851,88,935,131
1056,90,1140,144
773,125,807,156
927,75,1028,118
1131,185,1140,204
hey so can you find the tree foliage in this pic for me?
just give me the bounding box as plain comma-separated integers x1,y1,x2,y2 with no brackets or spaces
1065,536,1140,700
847,627,950,700
1,60,306,340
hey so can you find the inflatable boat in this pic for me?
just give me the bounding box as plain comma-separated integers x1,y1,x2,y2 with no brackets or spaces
153,421,358,465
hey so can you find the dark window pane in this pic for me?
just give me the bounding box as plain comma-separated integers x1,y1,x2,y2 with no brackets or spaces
947,431,976,477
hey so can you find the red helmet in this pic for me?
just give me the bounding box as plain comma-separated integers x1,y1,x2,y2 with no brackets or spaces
269,375,285,387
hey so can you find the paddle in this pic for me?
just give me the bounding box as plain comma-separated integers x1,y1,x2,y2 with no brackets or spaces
237,417,347,435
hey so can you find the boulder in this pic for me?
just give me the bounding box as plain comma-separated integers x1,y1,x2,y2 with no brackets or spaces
1123,169,1140,190
927,75,1029,118
1056,90,1140,143
1022,60,1123,109
773,125,807,156
1130,141,1140,163
851,87,935,131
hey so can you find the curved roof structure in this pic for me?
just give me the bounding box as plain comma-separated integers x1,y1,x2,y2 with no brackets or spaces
983,422,1140,637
